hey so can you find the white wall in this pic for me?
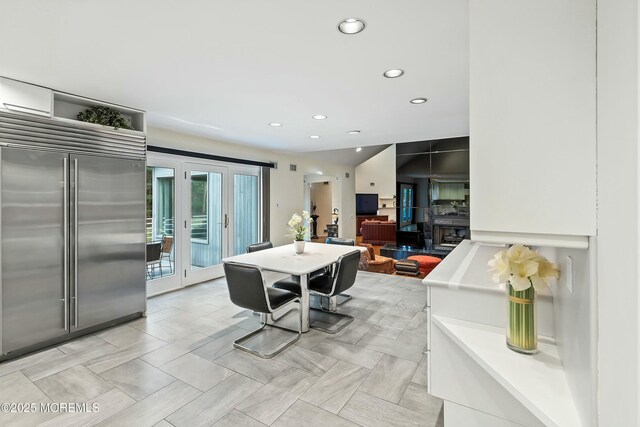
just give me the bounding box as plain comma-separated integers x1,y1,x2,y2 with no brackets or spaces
355,144,396,220
147,127,356,246
596,0,639,424
355,144,396,197
538,244,596,426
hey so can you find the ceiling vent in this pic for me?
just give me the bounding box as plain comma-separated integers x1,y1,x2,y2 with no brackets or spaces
289,164,297,172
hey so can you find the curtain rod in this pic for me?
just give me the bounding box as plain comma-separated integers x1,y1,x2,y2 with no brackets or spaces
147,145,276,168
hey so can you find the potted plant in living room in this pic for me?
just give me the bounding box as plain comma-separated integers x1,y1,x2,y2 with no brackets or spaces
287,211,310,254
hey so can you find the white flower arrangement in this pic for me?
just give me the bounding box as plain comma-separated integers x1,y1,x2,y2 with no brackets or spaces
287,211,310,241
488,244,560,291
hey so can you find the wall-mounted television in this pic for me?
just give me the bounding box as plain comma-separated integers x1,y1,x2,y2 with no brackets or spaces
356,193,378,215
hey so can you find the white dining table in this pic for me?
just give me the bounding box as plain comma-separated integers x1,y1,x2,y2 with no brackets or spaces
222,242,365,332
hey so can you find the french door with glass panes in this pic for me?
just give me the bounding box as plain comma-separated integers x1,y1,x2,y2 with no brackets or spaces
146,155,261,293
146,157,181,295
182,163,228,284
182,163,261,286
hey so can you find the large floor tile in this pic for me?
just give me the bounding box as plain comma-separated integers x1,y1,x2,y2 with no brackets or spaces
411,354,429,386
376,314,412,331
396,329,428,347
399,382,444,418
159,353,234,391
236,367,318,425
339,306,387,323
374,304,418,320
356,333,424,363
140,332,214,367
272,400,359,427
369,323,405,339
97,325,166,349
274,345,337,376
166,373,262,427
35,365,113,402
58,336,110,354
190,328,249,361
300,360,369,414
313,338,383,369
406,311,429,332
0,371,56,425
98,381,201,427
131,320,194,343
99,359,175,401
214,348,291,384
294,329,329,350
213,410,267,426
23,341,119,381
40,388,135,427
331,319,375,344
358,354,417,403
396,295,428,313
339,391,426,427
84,338,168,374
0,347,63,378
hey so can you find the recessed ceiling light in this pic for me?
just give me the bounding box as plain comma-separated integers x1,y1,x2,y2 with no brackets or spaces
356,147,362,152
338,18,366,35
317,171,323,175
269,122,282,127
348,130,361,134
312,115,327,120
383,69,404,78
310,135,320,139
410,98,428,104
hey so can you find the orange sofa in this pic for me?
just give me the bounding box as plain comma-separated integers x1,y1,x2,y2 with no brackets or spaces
357,243,396,274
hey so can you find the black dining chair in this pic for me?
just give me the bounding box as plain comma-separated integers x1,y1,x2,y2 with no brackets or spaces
247,241,301,295
246,241,274,253
223,261,302,358
322,237,356,306
308,250,360,333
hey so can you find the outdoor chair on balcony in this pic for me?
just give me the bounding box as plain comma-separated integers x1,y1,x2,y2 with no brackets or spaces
160,235,174,273
146,242,162,279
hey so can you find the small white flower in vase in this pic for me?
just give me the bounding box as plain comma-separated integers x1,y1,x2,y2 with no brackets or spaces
287,211,310,254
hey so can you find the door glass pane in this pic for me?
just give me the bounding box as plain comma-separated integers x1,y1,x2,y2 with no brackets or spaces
191,171,222,270
146,167,175,279
233,174,259,255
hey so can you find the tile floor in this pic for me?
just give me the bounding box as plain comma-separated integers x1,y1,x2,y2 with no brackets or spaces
0,271,444,427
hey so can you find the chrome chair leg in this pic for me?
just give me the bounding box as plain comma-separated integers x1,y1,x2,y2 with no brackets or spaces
233,299,302,359
336,293,352,305
309,295,354,334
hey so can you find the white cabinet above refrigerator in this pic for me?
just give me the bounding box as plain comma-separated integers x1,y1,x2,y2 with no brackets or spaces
0,77,52,117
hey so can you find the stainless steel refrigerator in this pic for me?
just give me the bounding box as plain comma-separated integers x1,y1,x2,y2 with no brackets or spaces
0,111,146,358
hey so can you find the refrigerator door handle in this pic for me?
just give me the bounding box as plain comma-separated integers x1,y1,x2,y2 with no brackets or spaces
63,157,69,331
73,158,79,328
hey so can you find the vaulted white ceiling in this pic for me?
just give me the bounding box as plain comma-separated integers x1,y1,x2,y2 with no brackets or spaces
0,0,469,153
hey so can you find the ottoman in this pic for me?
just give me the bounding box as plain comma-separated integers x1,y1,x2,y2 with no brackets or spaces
395,259,420,276
408,255,442,277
